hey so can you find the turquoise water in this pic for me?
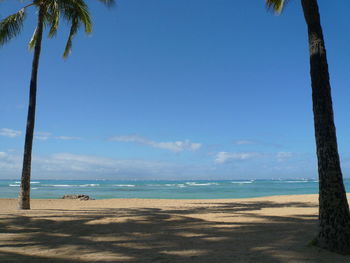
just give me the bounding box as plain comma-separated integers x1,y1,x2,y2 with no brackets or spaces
1,179,350,199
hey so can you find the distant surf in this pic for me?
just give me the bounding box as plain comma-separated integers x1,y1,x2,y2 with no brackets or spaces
0,179,349,199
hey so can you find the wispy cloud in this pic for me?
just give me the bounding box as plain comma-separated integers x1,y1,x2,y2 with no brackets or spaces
0,151,208,179
235,140,256,145
215,151,295,164
0,129,82,141
35,132,52,141
0,151,21,172
0,128,21,138
0,150,317,180
276,152,293,162
55,136,82,141
234,139,284,149
35,132,82,141
110,135,201,153
215,151,262,164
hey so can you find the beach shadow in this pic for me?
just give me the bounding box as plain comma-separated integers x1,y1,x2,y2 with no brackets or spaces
0,200,349,263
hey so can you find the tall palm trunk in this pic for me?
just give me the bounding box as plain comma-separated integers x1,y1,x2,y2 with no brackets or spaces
301,0,350,254
18,6,45,210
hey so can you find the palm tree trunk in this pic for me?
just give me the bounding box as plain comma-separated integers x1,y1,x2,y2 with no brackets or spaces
301,0,350,254
18,6,45,210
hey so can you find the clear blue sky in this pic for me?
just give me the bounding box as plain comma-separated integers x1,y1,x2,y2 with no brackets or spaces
1,0,350,180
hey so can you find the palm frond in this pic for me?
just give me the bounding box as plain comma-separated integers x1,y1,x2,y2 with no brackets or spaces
63,16,79,58
28,27,37,50
1,0,113,57
46,1,60,38
96,0,116,8
58,0,92,33
265,0,287,14
0,8,26,46
57,0,92,57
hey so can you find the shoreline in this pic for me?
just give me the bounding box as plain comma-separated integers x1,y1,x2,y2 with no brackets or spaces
0,192,339,201
0,192,321,200
3,178,349,200
1,194,349,262
0,194,323,210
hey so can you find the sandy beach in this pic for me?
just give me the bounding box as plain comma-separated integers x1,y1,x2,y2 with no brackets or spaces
1,194,350,263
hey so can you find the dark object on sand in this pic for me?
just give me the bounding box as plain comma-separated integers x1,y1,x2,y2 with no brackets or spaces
61,194,94,201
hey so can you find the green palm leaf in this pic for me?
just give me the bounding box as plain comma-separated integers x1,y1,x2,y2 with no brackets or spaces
46,0,60,38
1,0,115,56
28,27,37,50
265,0,288,14
0,8,26,46
57,0,92,57
96,0,115,8
63,16,79,58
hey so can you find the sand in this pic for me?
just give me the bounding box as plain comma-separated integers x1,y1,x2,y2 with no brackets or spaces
1,194,350,263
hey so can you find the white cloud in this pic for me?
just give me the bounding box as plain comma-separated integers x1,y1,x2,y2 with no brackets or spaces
110,135,201,152
234,139,284,149
0,128,21,138
215,151,261,164
276,152,293,162
0,151,22,173
35,132,82,141
235,140,255,145
35,132,52,141
55,136,82,140
0,150,316,180
0,151,208,179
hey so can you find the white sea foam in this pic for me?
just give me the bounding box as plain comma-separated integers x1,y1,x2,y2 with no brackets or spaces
9,184,20,187
150,183,187,188
51,184,72,187
31,188,38,190
231,181,253,184
185,182,219,186
113,184,135,187
79,184,99,187
285,181,310,183
13,181,40,184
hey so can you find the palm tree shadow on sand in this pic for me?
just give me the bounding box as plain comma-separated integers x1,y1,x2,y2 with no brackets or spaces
0,200,349,263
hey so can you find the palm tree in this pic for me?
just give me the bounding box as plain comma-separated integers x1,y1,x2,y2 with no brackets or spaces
0,0,114,210
266,0,350,254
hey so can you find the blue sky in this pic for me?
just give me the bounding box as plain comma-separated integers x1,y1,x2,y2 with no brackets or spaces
1,0,350,180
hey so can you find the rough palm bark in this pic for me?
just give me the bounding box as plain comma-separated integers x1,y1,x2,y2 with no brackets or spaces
18,6,45,210
301,0,350,253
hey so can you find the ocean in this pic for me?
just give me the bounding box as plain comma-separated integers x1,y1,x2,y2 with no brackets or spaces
1,178,350,199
